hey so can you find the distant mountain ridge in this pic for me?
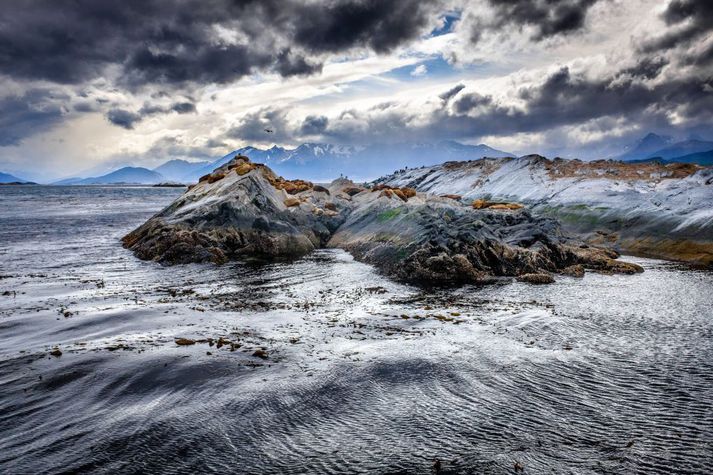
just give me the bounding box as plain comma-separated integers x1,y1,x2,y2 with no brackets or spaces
54,167,164,185
615,133,673,161
0,171,32,184
617,134,713,163
186,141,515,182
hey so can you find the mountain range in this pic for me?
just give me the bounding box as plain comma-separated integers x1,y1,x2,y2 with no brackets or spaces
188,141,515,183
4,135,713,186
54,167,165,185
0,172,33,184
48,141,515,185
615,133,713,162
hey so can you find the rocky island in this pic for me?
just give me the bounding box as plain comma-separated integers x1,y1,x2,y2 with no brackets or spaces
123,156,642,285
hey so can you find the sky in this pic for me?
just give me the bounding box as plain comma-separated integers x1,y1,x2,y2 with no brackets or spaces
1,0,712,181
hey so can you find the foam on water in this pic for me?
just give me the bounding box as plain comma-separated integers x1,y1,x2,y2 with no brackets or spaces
1,186,712,474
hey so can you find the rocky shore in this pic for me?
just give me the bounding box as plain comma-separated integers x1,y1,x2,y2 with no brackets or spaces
123,156,642,285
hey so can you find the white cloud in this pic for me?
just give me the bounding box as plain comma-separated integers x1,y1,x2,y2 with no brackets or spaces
410,64,428,76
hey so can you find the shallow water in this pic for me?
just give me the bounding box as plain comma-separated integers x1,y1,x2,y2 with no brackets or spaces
1,185,712,474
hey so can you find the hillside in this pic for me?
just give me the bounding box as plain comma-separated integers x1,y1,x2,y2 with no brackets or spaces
379,156,713,265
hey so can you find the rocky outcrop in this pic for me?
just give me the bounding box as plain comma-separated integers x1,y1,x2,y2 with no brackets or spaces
124,156,643,285
378,155,713,266
122,157,352,264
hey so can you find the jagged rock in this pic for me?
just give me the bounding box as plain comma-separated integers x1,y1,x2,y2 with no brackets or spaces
123,156,645,286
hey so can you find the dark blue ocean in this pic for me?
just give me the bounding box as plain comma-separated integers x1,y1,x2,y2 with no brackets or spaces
1,185,712,474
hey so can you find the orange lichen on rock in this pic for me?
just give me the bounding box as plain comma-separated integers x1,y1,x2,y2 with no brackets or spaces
472,199,523,210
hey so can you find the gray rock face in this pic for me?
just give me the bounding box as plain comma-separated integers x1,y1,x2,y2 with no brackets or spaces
379,156,713,266
123,156,643,285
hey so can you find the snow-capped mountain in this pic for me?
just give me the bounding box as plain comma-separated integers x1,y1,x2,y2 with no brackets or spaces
184,141,514,182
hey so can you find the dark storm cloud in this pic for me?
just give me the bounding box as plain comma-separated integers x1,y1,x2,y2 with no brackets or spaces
0,0,442,88
106,100,196,129
291,0,440,53
106,109,142,130
643,0,713,54
619,57,669,80
138,102,197,116
225,108,293,143
469,0,600,44
304,64,713,145
453,92,493,114
300,115,329,136
275,50,323,77
0,89,68,146
432,67,713,138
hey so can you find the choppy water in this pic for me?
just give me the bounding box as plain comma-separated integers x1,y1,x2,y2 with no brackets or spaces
0,185,712,474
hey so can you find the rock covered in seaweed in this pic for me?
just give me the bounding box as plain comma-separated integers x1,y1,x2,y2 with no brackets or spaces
123,155,643,285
